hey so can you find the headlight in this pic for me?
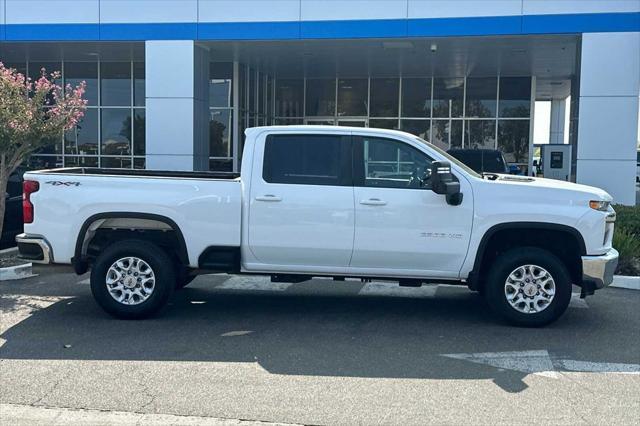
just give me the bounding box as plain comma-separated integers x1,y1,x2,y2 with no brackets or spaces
589,200,610,211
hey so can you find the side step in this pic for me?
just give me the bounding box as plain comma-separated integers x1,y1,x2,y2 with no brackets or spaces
271,274,311,283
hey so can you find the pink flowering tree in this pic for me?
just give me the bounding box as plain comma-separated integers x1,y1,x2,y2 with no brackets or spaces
0,62,86,237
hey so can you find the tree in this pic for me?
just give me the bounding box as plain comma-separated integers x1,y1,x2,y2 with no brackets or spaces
0,62,87,238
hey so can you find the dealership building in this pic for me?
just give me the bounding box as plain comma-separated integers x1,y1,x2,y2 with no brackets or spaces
1,0,639,204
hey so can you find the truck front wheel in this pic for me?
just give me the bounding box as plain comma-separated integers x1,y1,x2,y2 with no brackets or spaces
484,247,572,327
90,239,175,319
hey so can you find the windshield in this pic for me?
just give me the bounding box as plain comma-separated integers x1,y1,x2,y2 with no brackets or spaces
413,137,482,178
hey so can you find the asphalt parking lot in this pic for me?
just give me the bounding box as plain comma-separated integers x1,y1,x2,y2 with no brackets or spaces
1,268,639,425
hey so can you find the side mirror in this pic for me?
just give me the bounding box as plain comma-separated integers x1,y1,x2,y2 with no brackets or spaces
431,161,463,206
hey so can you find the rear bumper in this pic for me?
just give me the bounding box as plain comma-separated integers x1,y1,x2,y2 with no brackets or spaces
582,248,618,289
16,233,53,264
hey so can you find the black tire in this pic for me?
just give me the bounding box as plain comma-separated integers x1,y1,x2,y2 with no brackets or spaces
484,247,572,327
90,239,175,319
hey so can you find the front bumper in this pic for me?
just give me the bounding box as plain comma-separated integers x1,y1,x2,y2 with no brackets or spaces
582,248,618,289
15,233,53,264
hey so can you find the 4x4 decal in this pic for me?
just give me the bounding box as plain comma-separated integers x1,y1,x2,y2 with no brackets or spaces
45,181,81,187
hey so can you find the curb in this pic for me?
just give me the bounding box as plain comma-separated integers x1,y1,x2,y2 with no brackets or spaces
0,262,34,281
611,275,640,291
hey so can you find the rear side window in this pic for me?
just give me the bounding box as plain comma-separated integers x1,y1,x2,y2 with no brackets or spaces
263,134,351,186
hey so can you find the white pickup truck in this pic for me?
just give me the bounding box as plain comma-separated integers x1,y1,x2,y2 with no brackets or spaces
17,126,618,326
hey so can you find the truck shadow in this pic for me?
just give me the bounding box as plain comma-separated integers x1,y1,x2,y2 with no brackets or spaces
1,280,639,394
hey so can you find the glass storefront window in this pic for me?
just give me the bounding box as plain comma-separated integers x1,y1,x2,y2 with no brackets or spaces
498,119,530,164
337,78,368,116
465,77,497,118
249,68,256,112
133,62,145,107
259,73,266,115
65,108,99,155
450,120,463,148
401,78,430,118
210,109,233,157
369,119,399,130
34,134,62,155
101,109,132,155
499,77,531,118
239,65,246,110
210,77,232,108
431,120,451,151
65,62,98,106
27,156,63,169
464,120,496,149
133,110,146,156
28,62,61,83
64,156,98,167
433,78,464,118
266,76,273,120
23,54,145,170
134,158,146,169
4,62,26,76
400,119,430,140
209,62,232,108
100,62,131,106
101,157,132,168
370,78,399,117
306,79,336,116
209,159,233,172
275,118,304,125
275,79,303,118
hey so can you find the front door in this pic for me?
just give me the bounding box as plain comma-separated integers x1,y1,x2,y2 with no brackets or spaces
350,135,474,278
247,132,355,271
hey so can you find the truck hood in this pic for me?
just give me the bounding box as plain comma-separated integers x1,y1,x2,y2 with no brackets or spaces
489,174,613,202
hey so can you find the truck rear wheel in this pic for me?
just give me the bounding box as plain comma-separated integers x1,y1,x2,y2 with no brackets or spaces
484,247,572,327
90,239,175,319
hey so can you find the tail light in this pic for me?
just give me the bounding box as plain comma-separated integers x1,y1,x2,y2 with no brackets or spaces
23,180,39,224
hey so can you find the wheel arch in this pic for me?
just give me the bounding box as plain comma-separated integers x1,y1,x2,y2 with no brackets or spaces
468,222,587,290
73,212,189,274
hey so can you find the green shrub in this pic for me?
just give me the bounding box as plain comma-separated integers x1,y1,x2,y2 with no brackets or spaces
613,204,640,236
613,227,640,276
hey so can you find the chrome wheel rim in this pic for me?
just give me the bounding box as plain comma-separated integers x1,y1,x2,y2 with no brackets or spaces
106,257,155,305
504,264,555,314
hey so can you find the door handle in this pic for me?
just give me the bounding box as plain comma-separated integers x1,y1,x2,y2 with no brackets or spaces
255,194,282,202
360,198,387,206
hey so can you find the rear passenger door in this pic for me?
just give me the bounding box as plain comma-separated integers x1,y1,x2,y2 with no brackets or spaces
247,132,355,271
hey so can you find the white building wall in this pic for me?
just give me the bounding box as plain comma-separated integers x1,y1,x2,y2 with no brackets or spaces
301,0,407,20
99,0,198,23
548,99,567,145
408,0,522,18
576,32,640,205
145,41,209,171
5,0,99,24
522,0,640,15
199,0,300,22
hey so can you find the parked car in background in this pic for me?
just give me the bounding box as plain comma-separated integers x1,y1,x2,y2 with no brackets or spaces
447,149,509,175
1,167,25,248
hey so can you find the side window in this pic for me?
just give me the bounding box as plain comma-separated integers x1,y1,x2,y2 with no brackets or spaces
263,134,351,186
359,136,433,189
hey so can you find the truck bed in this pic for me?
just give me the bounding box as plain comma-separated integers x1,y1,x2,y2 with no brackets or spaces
35,167,240,180
22,167,242,267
